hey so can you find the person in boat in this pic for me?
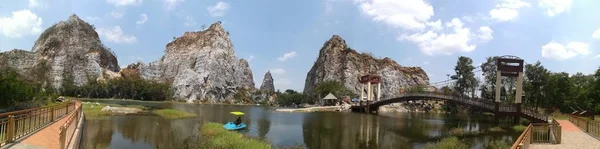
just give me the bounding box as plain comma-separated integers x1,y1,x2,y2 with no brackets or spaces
235,116,242,126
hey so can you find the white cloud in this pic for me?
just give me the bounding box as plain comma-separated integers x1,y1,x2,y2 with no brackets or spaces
539,0,572,16
107,0,142,6
541,41,589,60
29,0,40,8
355,0,492,55
110,11,124,19
489,0,530,22
136,13,148,25
85,16,101,22
184,16,196,27
399,18,493,55
357,0,434,30
247,55,255,62
0,10,43,38
96,26,137,44
163,0,184,10
274,78,291,86
277,51,297,62
325,0,334,15
208,1,230,17
477,26,494,41
423,61,430,65
593,28,600,39
270,68,286,75
595,54,600,59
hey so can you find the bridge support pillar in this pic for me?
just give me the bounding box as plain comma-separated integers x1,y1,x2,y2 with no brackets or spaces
494,102,500,123
514,103,521,125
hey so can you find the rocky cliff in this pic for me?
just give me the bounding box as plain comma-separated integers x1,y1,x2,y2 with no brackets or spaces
130,22,255,102
0,15,119,89
259,71,275,92
303,35,430,100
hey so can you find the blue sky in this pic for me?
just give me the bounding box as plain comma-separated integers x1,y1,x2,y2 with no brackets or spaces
1,0,599,91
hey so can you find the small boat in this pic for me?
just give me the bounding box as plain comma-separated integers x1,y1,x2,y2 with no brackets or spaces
223,111,247,130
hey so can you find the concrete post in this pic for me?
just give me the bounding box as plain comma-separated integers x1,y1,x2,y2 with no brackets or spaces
377,83,381,101
495,71,502,103
367,82,372,112
360,85,364,106
515,72,524,104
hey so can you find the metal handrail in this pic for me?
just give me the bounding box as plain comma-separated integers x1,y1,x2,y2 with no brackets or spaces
366,91,548,121
0,101,77,147
59,101,82,149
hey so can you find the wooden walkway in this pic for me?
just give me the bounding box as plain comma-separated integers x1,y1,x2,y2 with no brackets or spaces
3,103,81,149
530,120,600,149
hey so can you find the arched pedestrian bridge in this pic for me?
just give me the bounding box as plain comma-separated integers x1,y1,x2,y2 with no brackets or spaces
350,92,548,123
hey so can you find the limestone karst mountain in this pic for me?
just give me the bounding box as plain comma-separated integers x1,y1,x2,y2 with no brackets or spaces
259,71,275,93
303,35,430,100
123,22,255,102
0,14,119,89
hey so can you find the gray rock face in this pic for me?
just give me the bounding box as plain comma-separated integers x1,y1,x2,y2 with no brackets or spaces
303,35,430,100
259,71,275,92
132,22,255,102
1,15,119,89
0,49,36,75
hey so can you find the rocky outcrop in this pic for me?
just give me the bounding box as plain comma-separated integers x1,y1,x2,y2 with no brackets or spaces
129,22,254,102
0,49,36,75
303,35,430,100
0,15,119,89
259,71,275,92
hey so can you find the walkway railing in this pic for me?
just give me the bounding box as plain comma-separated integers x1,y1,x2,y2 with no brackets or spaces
365,92,548,122
59,101,83,149
569,115,600,138
511,120,561,149
511,124,532,149
0,100,77,147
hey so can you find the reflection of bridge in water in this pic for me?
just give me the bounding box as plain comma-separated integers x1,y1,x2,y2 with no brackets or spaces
351,92,548,123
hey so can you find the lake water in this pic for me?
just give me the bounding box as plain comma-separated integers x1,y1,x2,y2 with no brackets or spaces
80,99,519,149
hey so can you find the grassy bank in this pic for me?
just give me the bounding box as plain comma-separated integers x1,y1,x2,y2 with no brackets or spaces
82,103,112,120
199,122,271,149
82,102,145,120
152,109,196,119
426,136,510,149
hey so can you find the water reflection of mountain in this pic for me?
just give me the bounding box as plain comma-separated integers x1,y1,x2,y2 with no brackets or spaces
82,116,200,149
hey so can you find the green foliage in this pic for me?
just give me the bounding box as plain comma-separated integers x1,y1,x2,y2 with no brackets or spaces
61,76,173,101
152,109,196,119
451,56,478,97
276,89,306,107
0,68,55,108
199,122,271,149
425,137,469,149
314,80,356,100
524,61,550,109
233,88,252,103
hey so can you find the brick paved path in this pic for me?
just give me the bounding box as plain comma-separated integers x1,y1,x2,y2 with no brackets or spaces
530,120,600,149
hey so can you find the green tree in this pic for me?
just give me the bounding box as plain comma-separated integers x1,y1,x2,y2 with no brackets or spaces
451,56,478,97
276,89,306,107
524,61,549,110
314,80,356,101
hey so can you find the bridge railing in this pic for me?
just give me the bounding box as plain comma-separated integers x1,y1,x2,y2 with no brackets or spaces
59,100,82,149
522,107,548,122
569,114,600,138
0,100,77,148
511,119,561,149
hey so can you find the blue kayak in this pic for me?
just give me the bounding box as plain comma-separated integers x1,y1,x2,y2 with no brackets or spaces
223,122,247,130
